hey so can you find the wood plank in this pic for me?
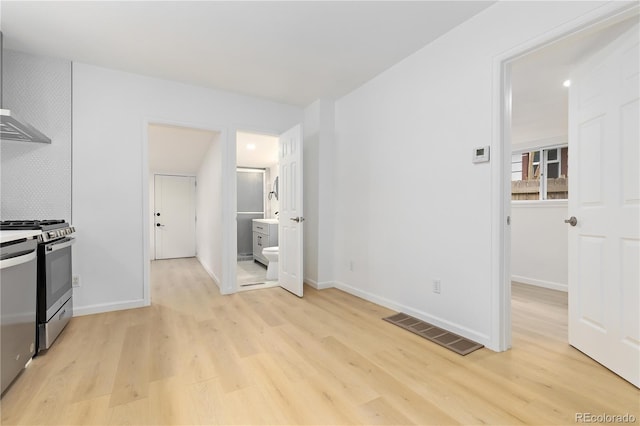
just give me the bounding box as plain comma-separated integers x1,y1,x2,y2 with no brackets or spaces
1,259,638,425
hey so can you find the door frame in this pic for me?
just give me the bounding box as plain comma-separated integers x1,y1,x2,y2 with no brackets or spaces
142,118,226,306
492,3,639,351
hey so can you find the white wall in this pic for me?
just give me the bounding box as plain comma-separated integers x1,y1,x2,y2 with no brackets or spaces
196,134,223,285
72,63,301,315
303,102,320,285
331,1,608,349
303,99,335,289
510,137,568,292
511,201,568,291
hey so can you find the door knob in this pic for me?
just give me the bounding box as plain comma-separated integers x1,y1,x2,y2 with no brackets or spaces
290,217,305,223
564,216,577,226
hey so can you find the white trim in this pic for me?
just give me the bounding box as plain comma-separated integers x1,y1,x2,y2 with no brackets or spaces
493,2,640,353
73,298,148,317
512,135,567,152
226,126,291,295
490,32,512,352
237,281,280,292
222,129,236,295
237,168,266,173
333,281,492,349
511,199,568,208
142,122,151,306
152,173,197,178
512,275,568,292
304,277,334,290
142,117,226,302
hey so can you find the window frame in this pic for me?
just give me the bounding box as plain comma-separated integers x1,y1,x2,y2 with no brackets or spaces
511,144,568,202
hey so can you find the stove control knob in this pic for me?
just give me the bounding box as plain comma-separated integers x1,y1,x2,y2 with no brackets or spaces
49,231,57,238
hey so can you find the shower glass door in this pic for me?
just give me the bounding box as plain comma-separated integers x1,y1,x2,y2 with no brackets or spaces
237,169,265,260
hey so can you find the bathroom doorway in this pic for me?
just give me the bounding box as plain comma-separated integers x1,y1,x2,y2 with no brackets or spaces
235,131,280,289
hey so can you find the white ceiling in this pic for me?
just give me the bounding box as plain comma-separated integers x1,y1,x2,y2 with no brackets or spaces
148,125,279,174
148,123,218,174
236,131,279,169
5,1,633,155
510,15,638,147
0,1,494,106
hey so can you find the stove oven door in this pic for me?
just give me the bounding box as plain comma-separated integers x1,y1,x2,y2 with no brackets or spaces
38,237,74,351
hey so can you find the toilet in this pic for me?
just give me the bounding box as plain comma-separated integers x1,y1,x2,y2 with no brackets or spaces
262,246,279,280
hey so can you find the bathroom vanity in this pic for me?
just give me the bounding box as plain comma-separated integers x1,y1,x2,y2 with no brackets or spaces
252,219,278,266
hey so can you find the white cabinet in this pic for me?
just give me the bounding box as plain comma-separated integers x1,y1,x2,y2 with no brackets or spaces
252,220,278,266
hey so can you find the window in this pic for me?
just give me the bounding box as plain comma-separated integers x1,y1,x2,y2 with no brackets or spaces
511,146,568,200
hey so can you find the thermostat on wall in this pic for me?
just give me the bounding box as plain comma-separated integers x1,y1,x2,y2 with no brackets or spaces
472,146,490,163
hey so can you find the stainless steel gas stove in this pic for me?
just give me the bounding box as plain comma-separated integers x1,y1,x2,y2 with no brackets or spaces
0,220,75,352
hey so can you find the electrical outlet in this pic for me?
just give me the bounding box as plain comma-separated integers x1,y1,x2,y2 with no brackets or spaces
433,279,441,294
72,275,81,287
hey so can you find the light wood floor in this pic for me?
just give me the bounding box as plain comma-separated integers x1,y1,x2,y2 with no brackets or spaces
1,259,638,425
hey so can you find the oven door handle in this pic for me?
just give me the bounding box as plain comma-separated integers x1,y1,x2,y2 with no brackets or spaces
0,249,36,270
46,238,76,253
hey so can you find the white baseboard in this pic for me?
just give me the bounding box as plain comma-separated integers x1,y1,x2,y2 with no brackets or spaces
73,298,148,317
304,277,334,290
511,275,567,292
197,256,221,289
332,280,491,349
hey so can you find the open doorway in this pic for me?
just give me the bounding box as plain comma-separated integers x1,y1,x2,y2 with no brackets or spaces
146,122,221,300
235,131,280,290
500,8,639,385
507,11,638,340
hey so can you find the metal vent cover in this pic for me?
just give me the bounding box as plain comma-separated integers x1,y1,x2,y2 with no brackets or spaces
383,313,484,356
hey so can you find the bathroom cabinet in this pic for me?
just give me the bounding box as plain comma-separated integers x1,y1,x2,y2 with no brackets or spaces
252,220,278,266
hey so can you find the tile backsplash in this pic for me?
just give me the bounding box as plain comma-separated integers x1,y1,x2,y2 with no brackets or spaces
1,49,72,221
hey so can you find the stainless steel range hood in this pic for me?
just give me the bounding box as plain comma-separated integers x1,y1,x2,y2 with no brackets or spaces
1,109,51,143
0,32,51,144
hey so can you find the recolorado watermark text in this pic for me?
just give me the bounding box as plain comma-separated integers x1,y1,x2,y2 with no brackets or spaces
576,413,637,423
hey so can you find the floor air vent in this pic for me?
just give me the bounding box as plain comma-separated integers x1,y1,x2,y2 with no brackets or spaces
383,313,483,356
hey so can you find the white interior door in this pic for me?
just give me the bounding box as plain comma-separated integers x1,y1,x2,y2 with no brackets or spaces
155,174,196,260
278,124,304,297
568,24,639,387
